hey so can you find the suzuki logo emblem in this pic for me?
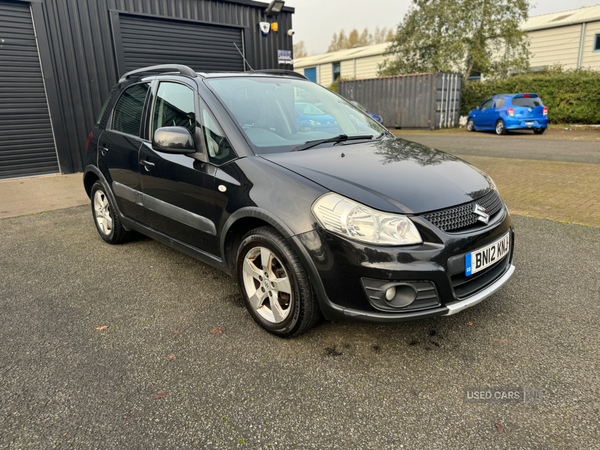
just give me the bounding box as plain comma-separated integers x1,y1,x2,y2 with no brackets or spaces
473,204,489,224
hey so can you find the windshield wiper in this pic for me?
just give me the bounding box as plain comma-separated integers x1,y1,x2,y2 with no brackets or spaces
292,134,374,152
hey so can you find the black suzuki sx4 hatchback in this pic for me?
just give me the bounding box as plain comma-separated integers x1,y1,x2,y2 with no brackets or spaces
83,65,515,337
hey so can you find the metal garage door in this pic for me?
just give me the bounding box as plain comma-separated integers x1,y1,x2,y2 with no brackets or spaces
118,14,245,73
0,1,58,180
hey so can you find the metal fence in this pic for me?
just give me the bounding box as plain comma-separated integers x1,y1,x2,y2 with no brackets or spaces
339,73,463,129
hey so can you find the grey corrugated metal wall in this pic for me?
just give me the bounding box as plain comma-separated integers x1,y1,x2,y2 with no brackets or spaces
338,73,462,130
0,0,59,179
25,0,294,175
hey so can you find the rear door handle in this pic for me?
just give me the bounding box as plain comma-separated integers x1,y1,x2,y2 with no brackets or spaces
100,146,109,156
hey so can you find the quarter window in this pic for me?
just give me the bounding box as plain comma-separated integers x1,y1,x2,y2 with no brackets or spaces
152,82,196,141
111,83,150,137
201,105,236,165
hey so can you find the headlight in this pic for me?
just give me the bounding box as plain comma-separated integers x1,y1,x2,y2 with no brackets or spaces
488,176,498,193
312,193,422,246
308,120,322,125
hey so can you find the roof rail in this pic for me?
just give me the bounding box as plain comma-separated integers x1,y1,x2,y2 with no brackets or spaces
119,64,197,83
253,69,308,80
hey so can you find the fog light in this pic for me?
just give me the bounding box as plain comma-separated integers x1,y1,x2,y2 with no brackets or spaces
385,287,396,301
385,284,417,308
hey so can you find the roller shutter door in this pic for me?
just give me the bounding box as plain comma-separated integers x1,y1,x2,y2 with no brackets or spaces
119,14,245,73
0,1,58,179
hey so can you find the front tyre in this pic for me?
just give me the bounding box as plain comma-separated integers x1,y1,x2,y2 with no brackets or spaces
90,181,129,244
466,118,475,132
236,226,321,338
495,119,507,135
533,128,546,135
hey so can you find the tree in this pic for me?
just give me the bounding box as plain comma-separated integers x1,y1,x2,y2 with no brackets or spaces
379,0,530,80
293,40,307,58
327,27,393,52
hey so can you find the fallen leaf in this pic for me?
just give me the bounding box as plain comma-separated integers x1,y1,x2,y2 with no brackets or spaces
172,330,180,334
96,326,108,330
468,322,474,326
210,327,225,334
495,423,504,433
166,353,176,361
155,392,166,399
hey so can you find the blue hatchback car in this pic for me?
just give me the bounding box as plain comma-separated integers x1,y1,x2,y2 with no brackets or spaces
467,94,548,135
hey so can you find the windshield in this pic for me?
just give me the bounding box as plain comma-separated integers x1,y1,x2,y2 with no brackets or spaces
205,77,385,154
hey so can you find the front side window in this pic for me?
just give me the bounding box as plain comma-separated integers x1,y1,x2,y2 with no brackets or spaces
152,82,196,141
205,77,385,155
480,98,494,110
111,83,149,137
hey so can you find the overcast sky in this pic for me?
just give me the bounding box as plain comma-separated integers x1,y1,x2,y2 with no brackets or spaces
288,0,600,56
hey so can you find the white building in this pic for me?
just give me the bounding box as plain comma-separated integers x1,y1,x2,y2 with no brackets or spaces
293,43,391,86
294,5,600,86
524,4,600,70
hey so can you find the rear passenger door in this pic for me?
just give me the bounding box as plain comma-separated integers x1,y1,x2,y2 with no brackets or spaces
98,82,150,223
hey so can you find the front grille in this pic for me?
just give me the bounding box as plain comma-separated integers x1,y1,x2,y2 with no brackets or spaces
451,254,509,299
421,190,503,232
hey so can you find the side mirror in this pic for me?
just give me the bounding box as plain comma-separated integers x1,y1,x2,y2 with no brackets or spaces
152,127,196,154
476,105,481,110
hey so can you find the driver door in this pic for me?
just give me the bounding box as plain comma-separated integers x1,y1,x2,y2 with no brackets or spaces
139,80,219,255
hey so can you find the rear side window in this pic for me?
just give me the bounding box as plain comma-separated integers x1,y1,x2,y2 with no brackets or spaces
512,97,543,108
111,83,150,137
494,97,505,108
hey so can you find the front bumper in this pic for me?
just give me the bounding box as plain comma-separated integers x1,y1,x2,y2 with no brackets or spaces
292,205,515,323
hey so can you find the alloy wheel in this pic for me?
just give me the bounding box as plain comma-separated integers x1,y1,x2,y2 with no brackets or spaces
93,190,113,235
496,121,504,135
241,246,293,323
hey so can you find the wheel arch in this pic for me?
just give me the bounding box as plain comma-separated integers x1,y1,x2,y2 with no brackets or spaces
220,208,298,274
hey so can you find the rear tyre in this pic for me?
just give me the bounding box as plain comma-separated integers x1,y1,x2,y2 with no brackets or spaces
91,181,129,244
236,226,322,338
466,118,475,132
533,128,546,135
495,120,507,136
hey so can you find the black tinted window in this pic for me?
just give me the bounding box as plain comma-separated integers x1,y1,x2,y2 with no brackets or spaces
595,34,600,51
111,83,149,136
512,97,543,108
494,97,505,108
152,82,196,140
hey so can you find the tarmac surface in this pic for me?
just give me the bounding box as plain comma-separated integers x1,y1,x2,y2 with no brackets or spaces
1,129,600,448
1,206,599,449
394,128,600,164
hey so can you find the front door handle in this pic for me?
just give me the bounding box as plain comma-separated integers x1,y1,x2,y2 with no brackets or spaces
140,159,155,171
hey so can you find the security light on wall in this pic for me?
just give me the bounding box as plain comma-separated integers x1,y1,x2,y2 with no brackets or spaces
265,0,285,16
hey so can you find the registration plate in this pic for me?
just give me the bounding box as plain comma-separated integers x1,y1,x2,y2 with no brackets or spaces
465,232,510,276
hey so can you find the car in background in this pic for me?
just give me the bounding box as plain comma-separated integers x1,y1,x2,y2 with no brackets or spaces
350,101,384,126
294,102,339,134
466,94,548,135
